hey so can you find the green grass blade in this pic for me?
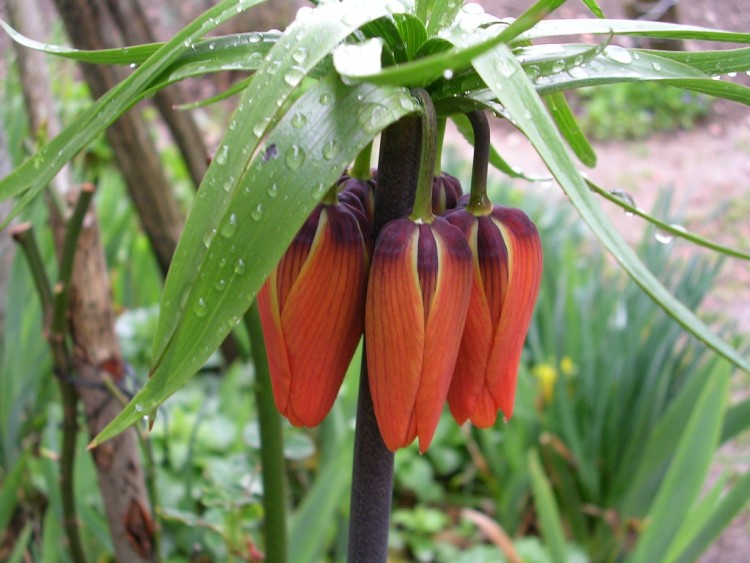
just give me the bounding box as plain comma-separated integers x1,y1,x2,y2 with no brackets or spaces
425,0,465,36
522,19,750,44
722,397,750,443
672,470,750,562
0,0,267,226
588,180,750,260
544,91,596,167
92,78,415,446
528,449,568,562
0,453,28,532
289,442,354,563
638,46,750,76
471,43,750,374
628,370,729,563
580,0,605,18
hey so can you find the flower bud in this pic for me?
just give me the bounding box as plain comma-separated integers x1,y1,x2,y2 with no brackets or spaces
366,217,472,452
444,206,542,427
431,173,463,214
258,199,371,426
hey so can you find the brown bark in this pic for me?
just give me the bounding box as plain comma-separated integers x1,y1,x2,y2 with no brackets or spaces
8,1,155,561
105,0,208,189
53,0,184,275
67,201,156,562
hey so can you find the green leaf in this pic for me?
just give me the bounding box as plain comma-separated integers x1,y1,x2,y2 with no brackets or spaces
92,80,415,445
289,442,353,563
580,0,605,18
394,14,428,60
450,113,549,181
0,0,268,225
528,449,568,562
672,470,750,562
544,91,596,167
339,0,565,87
425,0,465,36
470,43,750,374
588,180,750,260
0,453,27,532
722,396,750,443
522,19,750,44
638,46,750,76
628,371,729,563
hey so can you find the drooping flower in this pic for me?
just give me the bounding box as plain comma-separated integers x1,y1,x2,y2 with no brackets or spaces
365,217,472,452
444,205,542,427
431,173,463,214
337,172,376,222
257,198,371,427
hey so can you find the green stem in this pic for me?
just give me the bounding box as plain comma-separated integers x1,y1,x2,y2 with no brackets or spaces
53,183,95,336
408,89,438,223
9,224,53,316
12,215,90,563
245,303,288,563
434,117,446,177
349,142,373,181
466,110,493,215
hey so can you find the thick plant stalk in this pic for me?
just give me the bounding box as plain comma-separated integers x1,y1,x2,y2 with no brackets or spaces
348,115,422,562
245,304,288,563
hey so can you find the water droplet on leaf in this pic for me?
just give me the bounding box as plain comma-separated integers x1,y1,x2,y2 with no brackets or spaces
193,297,208,317
285,145,306,169
220,213,238,238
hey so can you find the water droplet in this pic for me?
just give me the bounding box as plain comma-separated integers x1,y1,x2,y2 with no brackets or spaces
655,230,674,244
291,112,307,128
568,66,589,79
251,204,264,221
183,39,193,48
322,139,339,160
267,183,279,198
551,59,566,73
247,32,261,44
253,117,270,137
220,213,238,238
214,278,227,291
284,67,305,87
443,69,454,79
129,63,137,69
222,176,235,192
319,92,333,105
399,96,416,112
606,46,633,65
193,297,208,317
610,189,636,215
292,47,308,64
203,228,217,248
359,104,387,134
728,71,738,78
135,403,144,413
215,144,229,165
234,258,246,274
495,58,517,77
219,257,227,268
651,61,662,71
208,42,216,51
285,145,306,169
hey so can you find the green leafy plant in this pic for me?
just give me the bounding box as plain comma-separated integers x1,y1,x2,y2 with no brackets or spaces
574,81,711,140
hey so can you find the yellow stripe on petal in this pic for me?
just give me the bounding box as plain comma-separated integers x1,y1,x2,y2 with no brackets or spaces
281,208,369,427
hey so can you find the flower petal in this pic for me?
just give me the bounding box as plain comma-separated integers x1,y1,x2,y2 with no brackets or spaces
485,207,542,422
280,206,370,426
415,218,472,451
366,219,424,451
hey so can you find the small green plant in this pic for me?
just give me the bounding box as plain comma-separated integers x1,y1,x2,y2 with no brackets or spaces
574,81,711,140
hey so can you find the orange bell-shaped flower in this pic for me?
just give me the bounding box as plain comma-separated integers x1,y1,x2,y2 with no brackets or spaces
365,217,472,452
258,199,371,427
444,206,542,427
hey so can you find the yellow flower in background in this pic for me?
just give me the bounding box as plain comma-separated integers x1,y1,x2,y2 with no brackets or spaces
533,363,558,403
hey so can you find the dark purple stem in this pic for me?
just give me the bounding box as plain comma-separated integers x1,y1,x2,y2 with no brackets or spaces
347,114,422,562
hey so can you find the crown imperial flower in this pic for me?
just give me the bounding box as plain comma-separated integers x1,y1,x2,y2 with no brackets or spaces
258,198,371,427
